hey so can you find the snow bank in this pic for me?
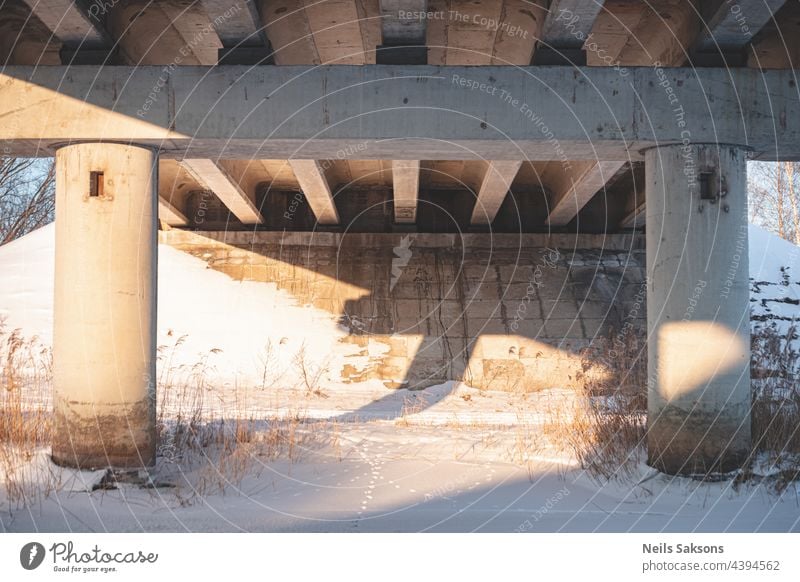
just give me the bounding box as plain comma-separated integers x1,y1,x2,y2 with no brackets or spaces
0,223,372,388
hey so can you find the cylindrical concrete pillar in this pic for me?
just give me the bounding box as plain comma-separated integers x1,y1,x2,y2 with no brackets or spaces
645,144,751,475
52,142,158,469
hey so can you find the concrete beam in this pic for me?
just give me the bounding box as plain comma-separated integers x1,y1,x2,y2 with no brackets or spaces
200,0,273,64
534,0,606,64
179,159,263,224
619,201,646,230
470,161,523,225
380,0,427,45
377,0,427,64
259,0,319,65
304,0,367,64
695,0,786,52
288,160,340,225
541,0,605,46
158,197,189,227
748,0,800,69
21,0,110,47
547,161,626,226
201,0,266,47
1,66,799,161
392,159,420,223
588,1,699,68
443,0,503,65
157,158,205,226
20,0,122,63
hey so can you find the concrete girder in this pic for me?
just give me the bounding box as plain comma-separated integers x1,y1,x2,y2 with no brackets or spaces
21,0,122,63
157,158,206,226
200,0,273,64
618,201,646,230
179,158,264,224
288,159,340,225
201,0,267,47
695,0,786,53
303,0,368,65
392,159,420,223
380,0,427,45
1,66,799,161
546,160,626,226
377,0,428,64
470,160,523,225
21,0,109,47
158,197,189,227
533,0,606,65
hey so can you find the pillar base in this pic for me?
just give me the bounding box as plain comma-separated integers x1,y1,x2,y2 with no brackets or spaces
51,398,156,470
647,404,750,475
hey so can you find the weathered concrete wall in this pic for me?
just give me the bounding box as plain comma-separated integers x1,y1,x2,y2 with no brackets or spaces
160,230,646,391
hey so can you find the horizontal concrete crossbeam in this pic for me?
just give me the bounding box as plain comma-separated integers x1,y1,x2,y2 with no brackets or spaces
0,65,798,160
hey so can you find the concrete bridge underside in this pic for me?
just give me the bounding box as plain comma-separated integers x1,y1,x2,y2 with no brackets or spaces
2,0,799,476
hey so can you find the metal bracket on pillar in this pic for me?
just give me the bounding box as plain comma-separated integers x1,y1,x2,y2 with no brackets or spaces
376,44,428,65
698,170,729,204
218,46,275,65
532,46,587,66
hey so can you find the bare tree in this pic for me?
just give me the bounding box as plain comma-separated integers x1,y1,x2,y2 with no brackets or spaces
787,163,800,245
0,158,55,245
749,161,800,245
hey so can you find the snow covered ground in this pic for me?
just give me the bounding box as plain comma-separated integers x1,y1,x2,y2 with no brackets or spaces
3,435,798,533
0,223,798,532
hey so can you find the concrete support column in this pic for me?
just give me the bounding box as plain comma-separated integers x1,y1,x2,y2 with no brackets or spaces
52,143,158,469
645,144,751,475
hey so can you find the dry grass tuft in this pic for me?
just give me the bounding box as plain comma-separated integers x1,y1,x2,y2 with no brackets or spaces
543,331,648,481
741,324,800,491
750,324,800,456
0,320,54,507
508,413,545,482
154,335,336,504
549,325,800,487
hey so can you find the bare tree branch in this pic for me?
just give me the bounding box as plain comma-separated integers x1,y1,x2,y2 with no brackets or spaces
0,157,55,245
